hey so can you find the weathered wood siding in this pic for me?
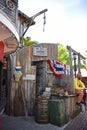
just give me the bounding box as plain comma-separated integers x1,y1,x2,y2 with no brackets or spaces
60,75,74,93
22,66,36,115
14,47,36,116
0,0,18,26
31,43,58,61
82,77,87,87
32,60,74,97
11,44,74,116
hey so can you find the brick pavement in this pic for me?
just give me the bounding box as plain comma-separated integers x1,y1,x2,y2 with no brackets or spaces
64,104,87,130
64,111,87,130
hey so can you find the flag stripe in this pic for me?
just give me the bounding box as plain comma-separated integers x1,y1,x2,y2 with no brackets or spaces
47,60,66,78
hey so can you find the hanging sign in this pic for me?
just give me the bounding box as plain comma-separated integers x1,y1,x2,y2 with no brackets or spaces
0,41,4,62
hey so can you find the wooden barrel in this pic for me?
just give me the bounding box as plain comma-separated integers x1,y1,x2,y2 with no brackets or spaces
35,97,49,124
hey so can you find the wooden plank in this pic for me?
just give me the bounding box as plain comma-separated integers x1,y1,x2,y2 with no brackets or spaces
22,66,36,115
64,96,81,123
33,46,47,56
31,43,58,61
23,74,35,80
20,85,28,119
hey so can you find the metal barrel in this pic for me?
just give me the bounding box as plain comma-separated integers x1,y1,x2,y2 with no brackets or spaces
49,99,66,127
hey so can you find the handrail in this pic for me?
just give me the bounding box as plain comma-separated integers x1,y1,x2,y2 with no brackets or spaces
67,46,86,59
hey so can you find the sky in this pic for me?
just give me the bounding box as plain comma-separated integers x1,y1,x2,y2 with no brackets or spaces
18,0,87,56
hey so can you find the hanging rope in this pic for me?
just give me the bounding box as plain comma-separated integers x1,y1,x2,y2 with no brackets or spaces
43,12,46,32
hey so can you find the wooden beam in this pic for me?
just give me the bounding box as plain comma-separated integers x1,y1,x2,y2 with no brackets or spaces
67,46,86,59
22,9,48,37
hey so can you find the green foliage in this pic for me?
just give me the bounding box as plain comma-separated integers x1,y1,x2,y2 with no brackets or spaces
84,50,87,57
58,43,87,71
20,36,37,47
80,50,87,69
58,43,70,67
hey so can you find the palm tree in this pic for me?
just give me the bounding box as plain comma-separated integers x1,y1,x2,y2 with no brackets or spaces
20,36,38,47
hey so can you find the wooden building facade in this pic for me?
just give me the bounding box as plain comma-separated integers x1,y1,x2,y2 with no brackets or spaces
10,43,59,116
0,0,19,114
10,43,76,117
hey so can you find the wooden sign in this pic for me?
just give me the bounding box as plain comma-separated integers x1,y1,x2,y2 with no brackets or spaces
23,74,36,80
33,47,47,56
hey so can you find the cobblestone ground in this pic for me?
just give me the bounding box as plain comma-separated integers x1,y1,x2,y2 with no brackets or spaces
2,115,67,130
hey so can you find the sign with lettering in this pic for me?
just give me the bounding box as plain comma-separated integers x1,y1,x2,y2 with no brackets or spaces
33,47,47,56
23,74,36,80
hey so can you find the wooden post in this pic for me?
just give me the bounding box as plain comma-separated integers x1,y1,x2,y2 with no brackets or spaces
22,9,48,37
67,46,86,76
67,46,73,77
78,53,81,73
